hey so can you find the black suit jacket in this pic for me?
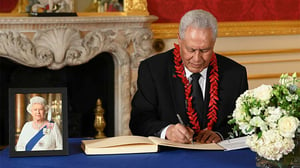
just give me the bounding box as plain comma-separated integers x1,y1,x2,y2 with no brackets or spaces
130,49,248,138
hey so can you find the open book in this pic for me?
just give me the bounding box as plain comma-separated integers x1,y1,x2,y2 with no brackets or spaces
81,135,248,155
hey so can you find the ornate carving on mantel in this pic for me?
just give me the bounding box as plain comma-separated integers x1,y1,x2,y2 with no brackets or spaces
0,31,37,66
127,29,153,68
0,27,153,70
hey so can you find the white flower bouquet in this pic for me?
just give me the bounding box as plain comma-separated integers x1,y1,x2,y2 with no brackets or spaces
229,73,300,161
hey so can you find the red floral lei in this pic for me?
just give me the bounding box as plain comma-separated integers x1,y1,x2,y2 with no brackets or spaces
173,43,219,133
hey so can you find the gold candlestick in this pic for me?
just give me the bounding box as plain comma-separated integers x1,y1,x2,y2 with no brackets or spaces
94,98,106,139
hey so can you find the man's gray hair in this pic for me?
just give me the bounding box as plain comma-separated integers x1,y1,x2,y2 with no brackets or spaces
179,9,218,41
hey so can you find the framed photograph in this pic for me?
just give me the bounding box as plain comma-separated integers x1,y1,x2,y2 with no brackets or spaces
9,87,68,157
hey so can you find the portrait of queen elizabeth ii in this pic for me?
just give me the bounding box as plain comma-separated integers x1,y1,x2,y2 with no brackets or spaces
15,96,62,151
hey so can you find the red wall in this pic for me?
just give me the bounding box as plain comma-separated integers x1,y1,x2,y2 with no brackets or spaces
147,0,300,23
0,0,18,12
2,0,299,23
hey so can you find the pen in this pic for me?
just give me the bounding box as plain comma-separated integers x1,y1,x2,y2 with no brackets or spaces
176,114,185,125
176,114,194,144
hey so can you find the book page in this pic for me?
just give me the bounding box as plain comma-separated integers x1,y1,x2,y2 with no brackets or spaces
82,136,159,155
217,136,249,151
148,136,224,150
83,136,155,148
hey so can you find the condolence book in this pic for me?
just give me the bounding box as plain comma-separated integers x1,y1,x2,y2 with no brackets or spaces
81,135,231,155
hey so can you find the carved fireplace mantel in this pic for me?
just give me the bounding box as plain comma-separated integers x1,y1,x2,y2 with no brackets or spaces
0,15,158,136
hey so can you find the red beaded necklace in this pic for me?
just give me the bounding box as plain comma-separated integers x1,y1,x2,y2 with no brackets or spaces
173,43,219,133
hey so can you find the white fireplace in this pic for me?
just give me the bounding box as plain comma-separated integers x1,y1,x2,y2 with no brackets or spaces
0,15,157,136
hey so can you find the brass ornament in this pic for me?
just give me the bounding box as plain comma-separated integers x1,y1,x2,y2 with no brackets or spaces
94,98,106,139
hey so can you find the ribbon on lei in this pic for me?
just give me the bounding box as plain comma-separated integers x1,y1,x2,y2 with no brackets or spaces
173,43,219,133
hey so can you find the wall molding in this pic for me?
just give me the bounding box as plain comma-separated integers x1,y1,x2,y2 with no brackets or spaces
240,59,300,65
218,48,300,65
248,73,300,80
219,49,300,80
219,48,300,56
151,21,300,39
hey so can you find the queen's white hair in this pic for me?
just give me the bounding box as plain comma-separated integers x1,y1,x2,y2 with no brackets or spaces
26,96,48,114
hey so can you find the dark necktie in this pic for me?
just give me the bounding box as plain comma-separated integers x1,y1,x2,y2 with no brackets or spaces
191,73,204,118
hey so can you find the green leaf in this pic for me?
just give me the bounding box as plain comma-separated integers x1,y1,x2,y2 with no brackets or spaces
257,131,262,139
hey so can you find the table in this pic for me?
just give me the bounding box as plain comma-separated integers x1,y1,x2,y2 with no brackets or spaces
0,138,256,168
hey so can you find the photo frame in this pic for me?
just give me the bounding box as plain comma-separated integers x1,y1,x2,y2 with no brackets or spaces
9,87,68,157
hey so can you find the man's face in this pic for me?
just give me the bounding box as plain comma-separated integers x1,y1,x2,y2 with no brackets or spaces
178,26,215,73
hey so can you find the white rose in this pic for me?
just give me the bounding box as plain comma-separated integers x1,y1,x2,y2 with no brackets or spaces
266,106,285,116
233,108,249,122
252,84,273,101
233,98,251,122
265,107,285,128
239,122,255,135
278,116,299,138
249,107,262,116
249,116,265,128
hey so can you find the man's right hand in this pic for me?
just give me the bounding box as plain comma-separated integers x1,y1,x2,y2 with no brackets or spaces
165,123,194,144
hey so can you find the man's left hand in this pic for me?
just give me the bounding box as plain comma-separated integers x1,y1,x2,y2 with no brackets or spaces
194,129,221,143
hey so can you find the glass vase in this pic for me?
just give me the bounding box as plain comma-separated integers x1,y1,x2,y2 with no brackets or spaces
256,130,300,168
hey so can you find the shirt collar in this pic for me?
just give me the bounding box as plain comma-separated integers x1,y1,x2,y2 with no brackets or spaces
184,67,208,80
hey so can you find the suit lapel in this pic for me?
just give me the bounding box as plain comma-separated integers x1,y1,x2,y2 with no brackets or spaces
168,61,189,124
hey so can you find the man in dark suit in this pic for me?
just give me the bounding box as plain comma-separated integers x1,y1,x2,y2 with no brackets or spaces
130,9,248,144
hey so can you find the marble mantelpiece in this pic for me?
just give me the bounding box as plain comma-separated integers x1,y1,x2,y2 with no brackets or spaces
0,15,157,136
